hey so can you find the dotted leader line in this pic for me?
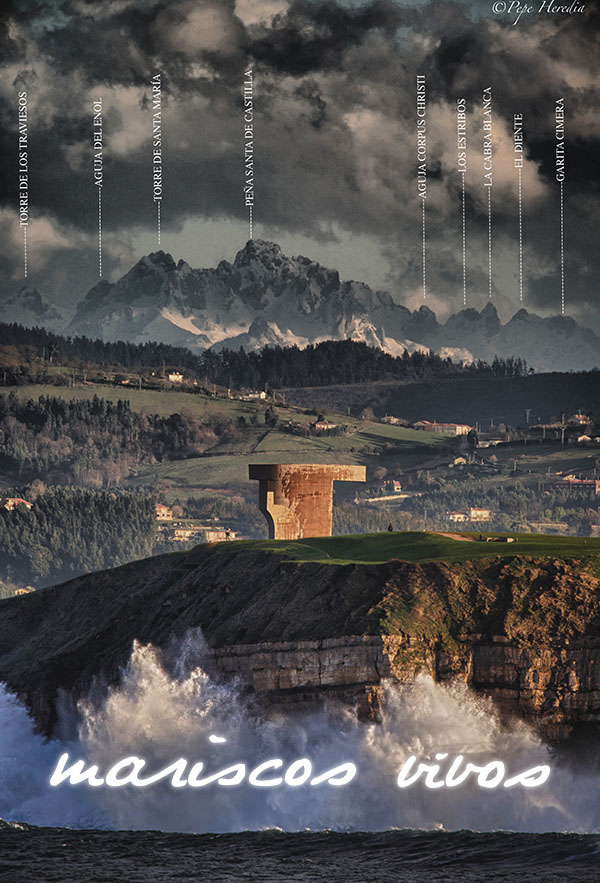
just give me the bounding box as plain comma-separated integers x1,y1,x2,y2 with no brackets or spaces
249,204,253,241
488,186,492,299
98,186,103,277
23,226,28,278
518,168,523,302
157,201,161,247
461,172,466,307
422,199,426,300
560,180,565,315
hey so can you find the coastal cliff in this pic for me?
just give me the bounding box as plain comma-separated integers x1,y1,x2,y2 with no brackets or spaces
1,535,600,740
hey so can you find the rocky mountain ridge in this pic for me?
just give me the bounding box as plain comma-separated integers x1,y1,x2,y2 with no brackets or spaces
4,241,599,371
67,240,600,371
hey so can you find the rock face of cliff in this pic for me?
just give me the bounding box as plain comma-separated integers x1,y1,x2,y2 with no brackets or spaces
210,635,600,741
1,543,600,739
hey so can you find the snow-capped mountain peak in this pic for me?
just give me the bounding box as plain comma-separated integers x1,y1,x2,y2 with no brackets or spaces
5,242,598,372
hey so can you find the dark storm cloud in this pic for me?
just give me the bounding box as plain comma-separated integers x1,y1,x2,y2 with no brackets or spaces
430,29,479,90
249,0,404,74
0,0,598,325
0,0,252,235
41,3,223,86
0,15,25,64
420,8,600,315
293,80,328,127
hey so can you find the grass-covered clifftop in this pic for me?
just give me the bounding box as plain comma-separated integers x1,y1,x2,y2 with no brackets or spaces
227,531,600,565
1,531,600,732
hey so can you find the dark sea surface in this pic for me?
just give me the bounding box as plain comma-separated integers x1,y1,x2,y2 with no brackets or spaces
1,825,600,883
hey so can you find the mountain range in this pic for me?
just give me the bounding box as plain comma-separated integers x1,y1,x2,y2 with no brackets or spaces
0,286,64,330
2,240,599,372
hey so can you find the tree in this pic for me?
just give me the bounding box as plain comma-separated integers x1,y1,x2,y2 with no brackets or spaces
264,406,278,427
27,479,47,500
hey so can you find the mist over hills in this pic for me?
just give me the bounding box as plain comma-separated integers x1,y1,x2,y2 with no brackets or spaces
3,241,599,372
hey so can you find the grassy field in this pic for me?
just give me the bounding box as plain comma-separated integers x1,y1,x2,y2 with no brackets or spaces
6,383,300,422
220,530,600,565
7,381,599,514
7,383,446,444
129,441,449,492
7,382,451,490
130,449,368,491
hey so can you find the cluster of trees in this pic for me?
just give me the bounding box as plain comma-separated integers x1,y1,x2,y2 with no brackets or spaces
201,342,530,389
0,488,157,587
0,322,531,390
0,393,228,484
489,356,529,379
0,323,199,373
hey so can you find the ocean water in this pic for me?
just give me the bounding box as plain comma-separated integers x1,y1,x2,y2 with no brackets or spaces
1,629,600,879
1,826,599,882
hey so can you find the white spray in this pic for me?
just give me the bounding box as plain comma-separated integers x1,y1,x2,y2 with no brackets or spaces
0,629,597,833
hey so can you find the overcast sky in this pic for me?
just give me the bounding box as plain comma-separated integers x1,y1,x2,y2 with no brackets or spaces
0,0,598,328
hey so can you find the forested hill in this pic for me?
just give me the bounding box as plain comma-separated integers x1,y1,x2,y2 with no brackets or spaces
200,343,528,388
0,321,529,388
0,488,156,587
0,393,223,485
0,322,200,372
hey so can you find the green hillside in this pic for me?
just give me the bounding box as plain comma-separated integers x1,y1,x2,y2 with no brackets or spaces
5,384,452,491
4,380,600,542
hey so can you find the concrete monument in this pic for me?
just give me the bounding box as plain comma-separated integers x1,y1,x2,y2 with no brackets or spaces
249,463,366,540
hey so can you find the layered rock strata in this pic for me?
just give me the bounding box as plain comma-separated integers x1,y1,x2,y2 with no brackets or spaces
1,544,600,740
